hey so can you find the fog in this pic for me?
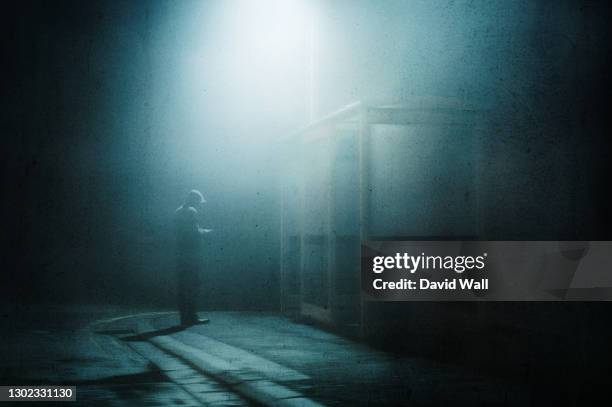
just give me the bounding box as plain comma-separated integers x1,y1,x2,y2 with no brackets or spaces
3,0,610,309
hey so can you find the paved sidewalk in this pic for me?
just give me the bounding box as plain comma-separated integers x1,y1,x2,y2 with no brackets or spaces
101,311,526,406
0,307,201,406
1,308,527,406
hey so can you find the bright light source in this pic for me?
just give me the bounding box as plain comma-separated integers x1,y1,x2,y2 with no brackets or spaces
180,0,318,140
227,0,313,59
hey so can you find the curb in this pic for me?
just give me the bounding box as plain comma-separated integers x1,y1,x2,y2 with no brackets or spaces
138,321,324,407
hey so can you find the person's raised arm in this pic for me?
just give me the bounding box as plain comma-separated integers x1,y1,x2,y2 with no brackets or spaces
187,209,213,236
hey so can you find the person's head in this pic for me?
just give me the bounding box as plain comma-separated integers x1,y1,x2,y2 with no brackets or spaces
184,189,206,210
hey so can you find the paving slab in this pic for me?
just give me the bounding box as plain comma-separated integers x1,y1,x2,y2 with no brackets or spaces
138,311,526,406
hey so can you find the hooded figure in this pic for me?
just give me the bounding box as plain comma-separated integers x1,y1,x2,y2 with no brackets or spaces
174,189,212,325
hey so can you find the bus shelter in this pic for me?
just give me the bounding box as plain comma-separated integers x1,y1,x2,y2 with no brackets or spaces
280,99,479,335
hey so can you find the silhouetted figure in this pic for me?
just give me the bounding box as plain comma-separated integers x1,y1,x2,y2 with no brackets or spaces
175,189,212,326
